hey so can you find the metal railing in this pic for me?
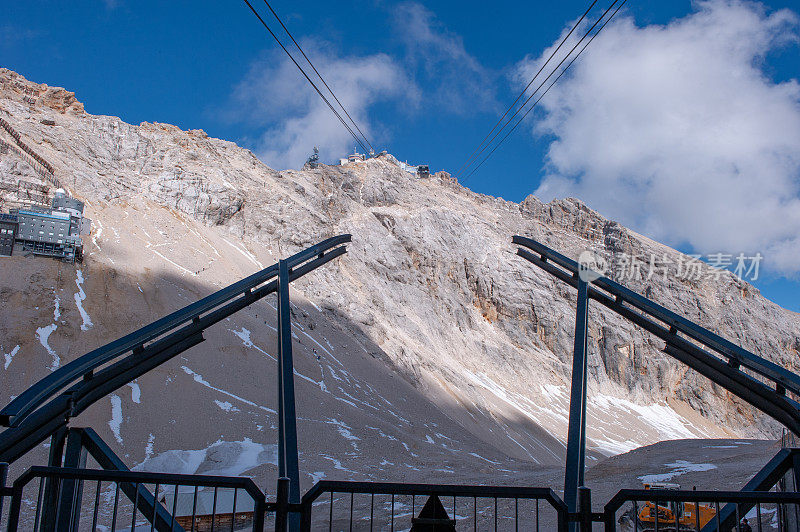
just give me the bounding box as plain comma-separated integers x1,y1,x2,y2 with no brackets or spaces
512,235,800,518
604,489,800,532
0,235,351,465
0,119,61,189
4,466,271,532
1,454,799,531
296,480,569,531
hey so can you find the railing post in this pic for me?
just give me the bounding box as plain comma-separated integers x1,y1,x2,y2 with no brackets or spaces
791,451,800,531
577,486,592,532
41,426,68,531
277,259,301,531
56,428,87,531
0,461,7,522
564,278,590,529
275,476,290,532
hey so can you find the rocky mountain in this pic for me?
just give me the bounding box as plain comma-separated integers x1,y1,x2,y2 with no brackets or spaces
0,68,797,489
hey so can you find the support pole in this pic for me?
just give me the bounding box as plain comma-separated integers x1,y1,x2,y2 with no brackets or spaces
564,279,590,525
41,426,67,531
0,461,7,521
277,259,301,530
577,486,592,532
56,428,87,531
275,476,290,532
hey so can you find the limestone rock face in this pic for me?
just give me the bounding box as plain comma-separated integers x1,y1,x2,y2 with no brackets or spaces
0,68,84,115
0,69,798,481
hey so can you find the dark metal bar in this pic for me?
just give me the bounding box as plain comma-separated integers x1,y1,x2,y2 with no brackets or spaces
40,426,67,531
349,491,354,531
191,485,198,532
152,482,160,532
301,480,566,506
329,490,334,532
564,279,589,521
112,482,120,532
5,480,23,531
735,504,741,531
276,476,290,532
0,461,6,523
577,486,591,532
757,502,762,532
132,482,141,531
512,236,800,439
56,428,87,531
1,234,351,428
474,496,477,532
0,236,351,467
171,484,179,531
92,480,101,532
277,260,301,531
513,235,800,397
33,476,44,532
654,498,659,532
211,485,218,532
230,487,237,532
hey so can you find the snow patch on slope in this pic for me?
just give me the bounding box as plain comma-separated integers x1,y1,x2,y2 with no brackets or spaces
127,381,141,403
135,438,277,477
74,270,93,331
181,366,276,414
3,345,19,370
639,460,717,483
36,324,59,370
109,394,123,444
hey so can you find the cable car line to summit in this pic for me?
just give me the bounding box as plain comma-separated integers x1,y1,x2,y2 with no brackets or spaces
259,0,375,154
459,0,620,182
453,0,599,180
459,0,625,183
462,0,628,182
241,0,371,155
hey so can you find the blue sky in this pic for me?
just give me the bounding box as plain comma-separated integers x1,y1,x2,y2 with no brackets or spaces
2,0,799,312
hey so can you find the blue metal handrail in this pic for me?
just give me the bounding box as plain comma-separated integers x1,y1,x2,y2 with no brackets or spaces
513,236,800,398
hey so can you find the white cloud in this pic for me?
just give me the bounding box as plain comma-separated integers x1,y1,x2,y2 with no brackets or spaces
394,2,496,113
230,42,415,169
520,1,800,275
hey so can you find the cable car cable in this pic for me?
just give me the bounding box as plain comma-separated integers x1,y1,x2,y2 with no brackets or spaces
454,0,599,179
462,0,628,183
241,0,370,155
260,0,375,153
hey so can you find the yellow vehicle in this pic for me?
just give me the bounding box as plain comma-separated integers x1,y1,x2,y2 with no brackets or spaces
635,482,716,531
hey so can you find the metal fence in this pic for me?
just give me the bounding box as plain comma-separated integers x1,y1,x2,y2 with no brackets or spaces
3,466,272,532
297,480,568,531
2,464,800,531
604,488,800,532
